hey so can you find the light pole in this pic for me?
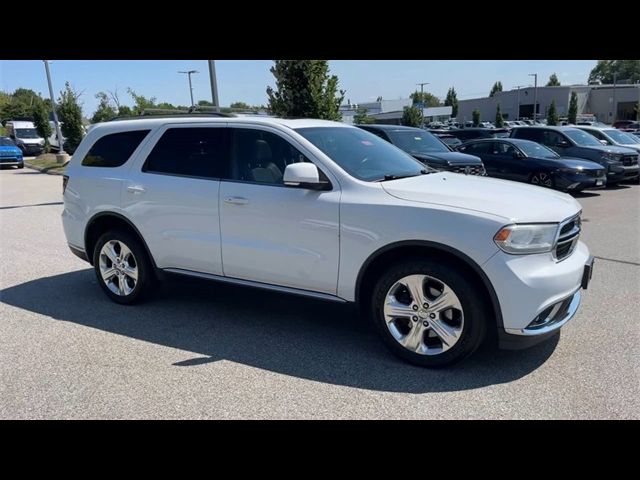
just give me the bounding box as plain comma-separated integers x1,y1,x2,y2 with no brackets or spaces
208,61,220,112
612,71,617,123
178,70,199,108
416,82,429,126
514,85,526,120
529,73,538,122
43,60,65,155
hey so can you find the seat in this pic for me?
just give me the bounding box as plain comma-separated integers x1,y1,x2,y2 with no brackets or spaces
247,139,282,184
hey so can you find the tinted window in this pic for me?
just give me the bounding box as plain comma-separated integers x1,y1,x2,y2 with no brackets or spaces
563,129,602,146
513,128,543,142
230,128,311,185
0,137,16,146
541,131,566,147
144,128,229,178
296,127,425,182
461,142,492,154
517,141,559,159
493,142,518,155
603,129,636,144
82,130,150,167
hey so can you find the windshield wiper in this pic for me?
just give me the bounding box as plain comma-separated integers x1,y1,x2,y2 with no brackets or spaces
377,169,429,182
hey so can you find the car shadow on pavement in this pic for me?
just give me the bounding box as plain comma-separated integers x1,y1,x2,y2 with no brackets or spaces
0,269,559,393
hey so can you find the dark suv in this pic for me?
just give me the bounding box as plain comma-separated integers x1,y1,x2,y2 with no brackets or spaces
358,124,486,175
510,126,639,183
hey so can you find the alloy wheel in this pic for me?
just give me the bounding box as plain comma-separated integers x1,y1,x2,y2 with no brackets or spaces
531,172,553,187
98,240,138,296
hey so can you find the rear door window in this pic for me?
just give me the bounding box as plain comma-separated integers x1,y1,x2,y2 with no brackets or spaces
81,130,150,167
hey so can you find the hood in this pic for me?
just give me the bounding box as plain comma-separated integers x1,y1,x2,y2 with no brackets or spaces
413,151,483,165
381,172,580,223
616,144,640,153
553,157,605,170
581,144,637,155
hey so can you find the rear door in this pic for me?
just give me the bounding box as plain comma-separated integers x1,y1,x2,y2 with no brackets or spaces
122,123,229,275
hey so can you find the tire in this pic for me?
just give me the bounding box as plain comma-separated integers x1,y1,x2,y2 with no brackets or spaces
530,171,554,188
18,163,24,169
93,229,154,305
371,258,487,367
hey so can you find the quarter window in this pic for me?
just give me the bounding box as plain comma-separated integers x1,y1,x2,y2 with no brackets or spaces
143,127,230,179
81,130,150,167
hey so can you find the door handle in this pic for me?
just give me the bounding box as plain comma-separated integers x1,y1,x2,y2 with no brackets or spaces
127,185,146,194
224,196,249,205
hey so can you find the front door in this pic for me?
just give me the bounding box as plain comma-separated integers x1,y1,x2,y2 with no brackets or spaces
219,126,340,295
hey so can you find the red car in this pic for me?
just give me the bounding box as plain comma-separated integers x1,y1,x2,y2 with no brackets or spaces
613,120,639,131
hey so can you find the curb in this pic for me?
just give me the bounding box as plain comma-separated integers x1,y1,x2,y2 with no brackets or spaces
24,161,68,176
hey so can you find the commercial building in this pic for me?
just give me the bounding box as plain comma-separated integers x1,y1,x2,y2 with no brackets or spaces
341,99,452,125
456,84,640,124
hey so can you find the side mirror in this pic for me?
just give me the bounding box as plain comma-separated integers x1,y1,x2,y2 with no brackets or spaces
599,139,609,146
283,163,330,190
9,134,15,139
512,150,523,158
556,140,570,148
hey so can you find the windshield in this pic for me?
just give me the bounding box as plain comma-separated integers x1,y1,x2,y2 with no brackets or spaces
15,128,40,139
387,130,449,154
620,132,640,144
296,127,426,182
518,141,559,159
0,137,16,146
604,129,638,144
563,129,602,146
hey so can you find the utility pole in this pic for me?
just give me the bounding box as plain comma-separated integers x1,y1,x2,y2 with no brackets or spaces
178,70,199,108
612,71,617,123
514,85,526,120
529,73,538,122
208,61,220,112
43,60,65,155
416,82,429,127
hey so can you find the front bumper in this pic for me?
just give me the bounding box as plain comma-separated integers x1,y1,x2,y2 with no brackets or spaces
555,172,607,191
607,164,639,183
19,144,43,155
482,241,592,349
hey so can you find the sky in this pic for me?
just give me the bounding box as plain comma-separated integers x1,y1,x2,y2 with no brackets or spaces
0,60,597,117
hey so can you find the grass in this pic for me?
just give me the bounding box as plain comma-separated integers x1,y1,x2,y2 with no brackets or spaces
26,153,68,173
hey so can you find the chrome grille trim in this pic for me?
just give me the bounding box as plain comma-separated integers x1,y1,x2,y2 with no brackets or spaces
553,213,581,262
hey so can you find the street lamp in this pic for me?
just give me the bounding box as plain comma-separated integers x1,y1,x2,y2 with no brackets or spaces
529,73,538,122
43,60,65,155
416,82,429,126
208,61,220,113
178,70,199,108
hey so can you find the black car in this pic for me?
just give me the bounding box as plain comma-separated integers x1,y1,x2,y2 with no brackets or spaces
358,124,486,175
510,126,639,183
432,133,463,149
437,128,511,142
457,138,607,192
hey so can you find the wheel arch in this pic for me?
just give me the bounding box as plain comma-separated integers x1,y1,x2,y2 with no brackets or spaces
84,211,157,270
355,240,504,330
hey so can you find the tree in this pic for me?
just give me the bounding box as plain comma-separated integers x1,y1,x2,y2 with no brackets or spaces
495,103,504,128
0,88,41,121
230,101,251,110
588,60,640,84
546,73,561,86
472,109,481,127
444,87,458,117
401,106,422,127
91,92,117,123
117,105,133,117
568,91,578,124
266,60,345,120
57,82,84,153
547,100,559,126
127,88,157,115
410,90,441,107
490,81,503,97
353,107,375,125
32,99,53,152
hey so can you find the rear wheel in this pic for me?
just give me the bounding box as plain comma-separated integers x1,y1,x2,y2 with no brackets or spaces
371,258,487,367
93,229,154,304
530,171,554,188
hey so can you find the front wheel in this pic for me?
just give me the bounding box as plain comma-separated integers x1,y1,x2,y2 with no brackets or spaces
93,229,154,305
371,259,487,367
530,171,554,188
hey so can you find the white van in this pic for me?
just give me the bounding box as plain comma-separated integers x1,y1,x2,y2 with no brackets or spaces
48,120,66,151
5,120,45,156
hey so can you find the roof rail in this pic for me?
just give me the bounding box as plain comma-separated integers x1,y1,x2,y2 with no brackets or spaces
108,112,233,122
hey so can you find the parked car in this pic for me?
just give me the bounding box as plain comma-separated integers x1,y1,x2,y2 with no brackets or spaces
358,124,485,175
444,128,510,142
457,138,606,192
433,133,463,149
48,120,66,151
479,122,495,129
574,126,640,154
510,126,639,183
0,136,24,169
613,120,639,131
62,116,594,367
4,120,44,156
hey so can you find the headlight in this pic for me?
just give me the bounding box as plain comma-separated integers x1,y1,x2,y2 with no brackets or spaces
601,152,622,162
39,139,45,146
494,224,559,254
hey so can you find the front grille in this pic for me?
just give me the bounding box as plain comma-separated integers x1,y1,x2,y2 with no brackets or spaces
622,155,638,166
555,214,581,261
450,165,485,176
585,169,604,177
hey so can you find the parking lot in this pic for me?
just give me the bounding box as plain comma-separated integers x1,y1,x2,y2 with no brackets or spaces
0,166,638,419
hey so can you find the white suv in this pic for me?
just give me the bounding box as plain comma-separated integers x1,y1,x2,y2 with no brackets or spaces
62,116,594,367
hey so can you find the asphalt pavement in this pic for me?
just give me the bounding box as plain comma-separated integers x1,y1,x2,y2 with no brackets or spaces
0,167,638,419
